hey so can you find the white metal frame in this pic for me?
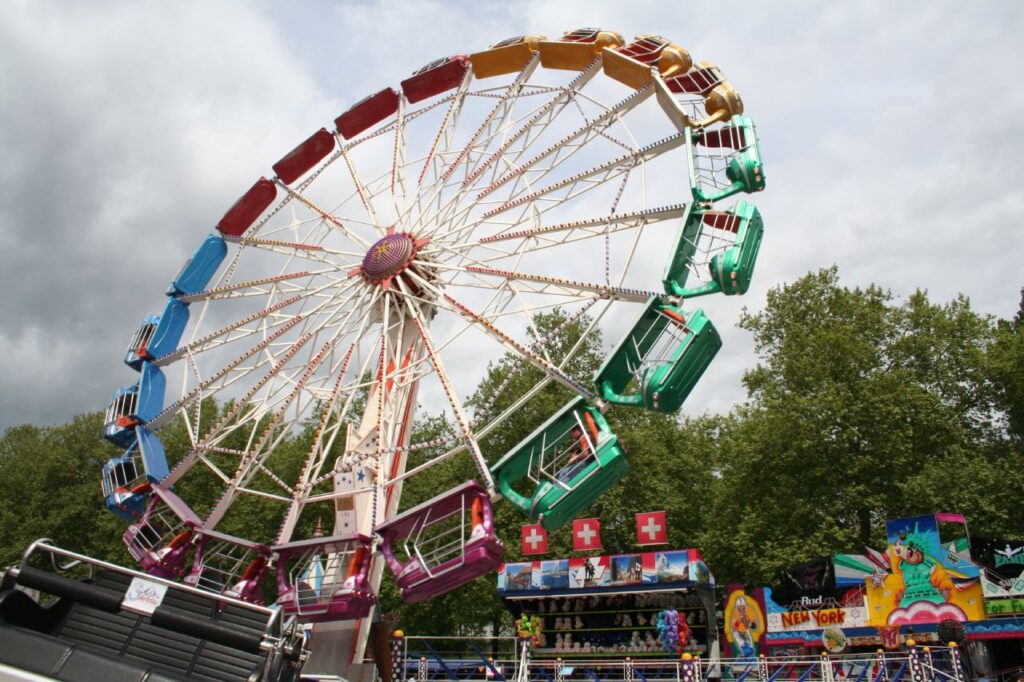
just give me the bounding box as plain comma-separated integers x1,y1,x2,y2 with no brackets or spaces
130,41,748,665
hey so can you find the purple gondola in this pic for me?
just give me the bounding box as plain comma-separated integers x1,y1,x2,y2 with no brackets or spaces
272,533,375,622
185,528,270,603
377,481,503,604
123,485,201,580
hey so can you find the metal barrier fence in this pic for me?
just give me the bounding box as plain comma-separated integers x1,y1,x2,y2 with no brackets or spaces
391,637,969,682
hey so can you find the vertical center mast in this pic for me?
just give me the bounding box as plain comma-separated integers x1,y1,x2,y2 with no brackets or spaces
313,232,431,672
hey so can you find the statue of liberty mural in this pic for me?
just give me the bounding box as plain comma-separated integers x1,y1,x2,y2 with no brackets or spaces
892,525,955,608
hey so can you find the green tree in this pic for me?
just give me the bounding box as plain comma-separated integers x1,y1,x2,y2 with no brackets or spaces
988,288,1024,443
702,267,1022,587
0,413,128,568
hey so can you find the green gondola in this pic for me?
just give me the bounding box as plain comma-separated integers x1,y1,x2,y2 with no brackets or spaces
663,200,764,298
491,396,627,531
692,114,765,203
595,298,721,413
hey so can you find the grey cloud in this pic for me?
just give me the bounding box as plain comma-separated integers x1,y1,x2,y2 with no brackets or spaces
0,1,334,428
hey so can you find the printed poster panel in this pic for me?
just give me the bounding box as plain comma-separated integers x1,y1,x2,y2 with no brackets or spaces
766,605,869,632
569,556,610,588
499,549,701,593
530,561,545,590
501,562,533,592
724,588,765,658
611,554,643,586
690,560,713,586
535,559,569,590
654,550,690,584
975,538,1024,597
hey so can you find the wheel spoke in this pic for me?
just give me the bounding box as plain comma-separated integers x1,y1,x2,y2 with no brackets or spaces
476,84,654,199
154,294,303,366
462,265,657,303
275,179,372,249
439,291,602,406
396,282,495,491
392,97,409,211
203,336,334,528
339,143,383,230
478,204,687,244
483,131,686,219
462,58,603,187
417,68,473,186
178,271,317,303
150,317,309,430
439,53,541,184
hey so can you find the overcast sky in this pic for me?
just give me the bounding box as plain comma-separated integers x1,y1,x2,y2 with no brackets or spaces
2,1,1022,431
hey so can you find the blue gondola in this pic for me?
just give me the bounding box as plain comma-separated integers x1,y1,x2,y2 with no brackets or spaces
102,449,147,520
123,298,189,370
101,427,170,520
123,314,159,370
166,234,227,297
103,362,166,448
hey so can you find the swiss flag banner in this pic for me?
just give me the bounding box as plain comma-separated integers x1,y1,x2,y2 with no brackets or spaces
521,524,548,556
572,518,602,552
636,511,668,546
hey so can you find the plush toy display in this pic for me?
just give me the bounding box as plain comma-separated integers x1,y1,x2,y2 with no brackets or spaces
655,609,691,653
502,593,707,658
515,614,543,646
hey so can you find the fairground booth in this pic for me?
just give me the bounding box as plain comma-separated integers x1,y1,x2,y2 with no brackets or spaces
497,514,720,662
723,513,1024,678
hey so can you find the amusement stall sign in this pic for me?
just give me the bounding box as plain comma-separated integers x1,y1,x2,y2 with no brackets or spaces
865,514,985,626
976,540,1024,598
497,548,712,593
766,599,869,632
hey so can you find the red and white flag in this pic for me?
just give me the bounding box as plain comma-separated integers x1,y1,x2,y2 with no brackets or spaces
636,511,668,546
521,524,548,556
572,518,602,552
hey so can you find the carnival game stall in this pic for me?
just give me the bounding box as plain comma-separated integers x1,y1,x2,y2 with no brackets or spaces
497,548,718,661
735,514,1024,679
747,553,876,656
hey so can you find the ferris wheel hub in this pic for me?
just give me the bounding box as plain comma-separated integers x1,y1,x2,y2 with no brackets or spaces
362,233,414,280
353,231,433,292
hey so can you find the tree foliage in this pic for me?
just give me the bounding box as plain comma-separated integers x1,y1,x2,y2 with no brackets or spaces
699,268,1024,586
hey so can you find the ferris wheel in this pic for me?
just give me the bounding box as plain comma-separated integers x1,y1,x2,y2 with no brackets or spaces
99,27,764,667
